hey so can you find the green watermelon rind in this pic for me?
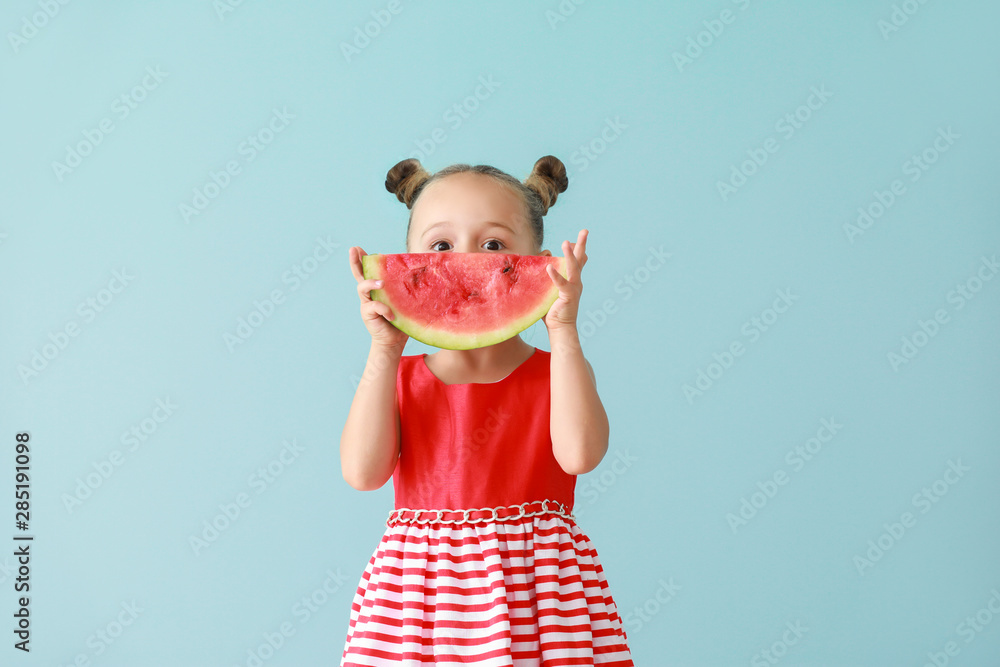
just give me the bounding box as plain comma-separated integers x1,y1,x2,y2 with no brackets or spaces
361,253,566,350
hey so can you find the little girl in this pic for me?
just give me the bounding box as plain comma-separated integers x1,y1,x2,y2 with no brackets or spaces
339,155,634,665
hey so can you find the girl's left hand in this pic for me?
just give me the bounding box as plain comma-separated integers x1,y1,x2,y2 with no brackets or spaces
543,229,588,333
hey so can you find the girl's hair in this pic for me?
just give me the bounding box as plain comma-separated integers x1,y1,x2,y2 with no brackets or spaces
385,156,568,251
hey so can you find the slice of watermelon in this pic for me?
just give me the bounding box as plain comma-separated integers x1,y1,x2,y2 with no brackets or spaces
361,252,566,350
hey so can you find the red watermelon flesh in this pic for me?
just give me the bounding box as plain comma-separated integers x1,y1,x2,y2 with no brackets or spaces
361,252,566,350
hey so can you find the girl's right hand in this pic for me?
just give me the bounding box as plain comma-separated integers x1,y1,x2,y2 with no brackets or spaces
349,246,409,350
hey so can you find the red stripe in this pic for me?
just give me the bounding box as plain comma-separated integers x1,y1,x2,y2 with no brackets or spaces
341,516,633,665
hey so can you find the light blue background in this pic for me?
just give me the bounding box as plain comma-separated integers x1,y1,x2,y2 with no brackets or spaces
1,1,998,665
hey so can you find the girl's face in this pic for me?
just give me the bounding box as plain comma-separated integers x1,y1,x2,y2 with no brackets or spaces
407,172,551,257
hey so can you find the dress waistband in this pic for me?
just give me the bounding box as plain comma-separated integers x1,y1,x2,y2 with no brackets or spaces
386,499,575,527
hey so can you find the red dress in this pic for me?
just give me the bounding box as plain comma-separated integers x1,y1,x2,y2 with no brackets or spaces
340,347,634,666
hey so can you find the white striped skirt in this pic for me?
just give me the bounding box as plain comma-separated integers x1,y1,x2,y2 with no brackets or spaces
339,512,634,666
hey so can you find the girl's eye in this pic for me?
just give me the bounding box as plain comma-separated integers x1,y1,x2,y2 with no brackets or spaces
430,240,503,251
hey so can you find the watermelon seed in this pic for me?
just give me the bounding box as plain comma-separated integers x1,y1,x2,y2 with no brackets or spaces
502,266,511,273
410,266,428,287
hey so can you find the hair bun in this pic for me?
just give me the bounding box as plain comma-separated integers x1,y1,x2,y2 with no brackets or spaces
524,155,568,215
385,158,432,208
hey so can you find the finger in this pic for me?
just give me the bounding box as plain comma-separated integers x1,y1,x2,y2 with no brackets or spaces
576,230,588,264
547,262,569,290
349,247,368,283
354,247,372,281
362,299,395,322
347,246,362,281
568,230,587,270
357,277,374,299
376,301,396,322
357,278,383,301
562,239,579,283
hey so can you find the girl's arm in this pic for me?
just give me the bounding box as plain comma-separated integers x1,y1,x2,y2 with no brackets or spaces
341,246,411,491
340,341,404,491
544,229,610,475
549,327,610,475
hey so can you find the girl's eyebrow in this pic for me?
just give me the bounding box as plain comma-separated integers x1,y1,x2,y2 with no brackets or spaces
420,221,450,239
421,220,515,239
484,221,516,234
